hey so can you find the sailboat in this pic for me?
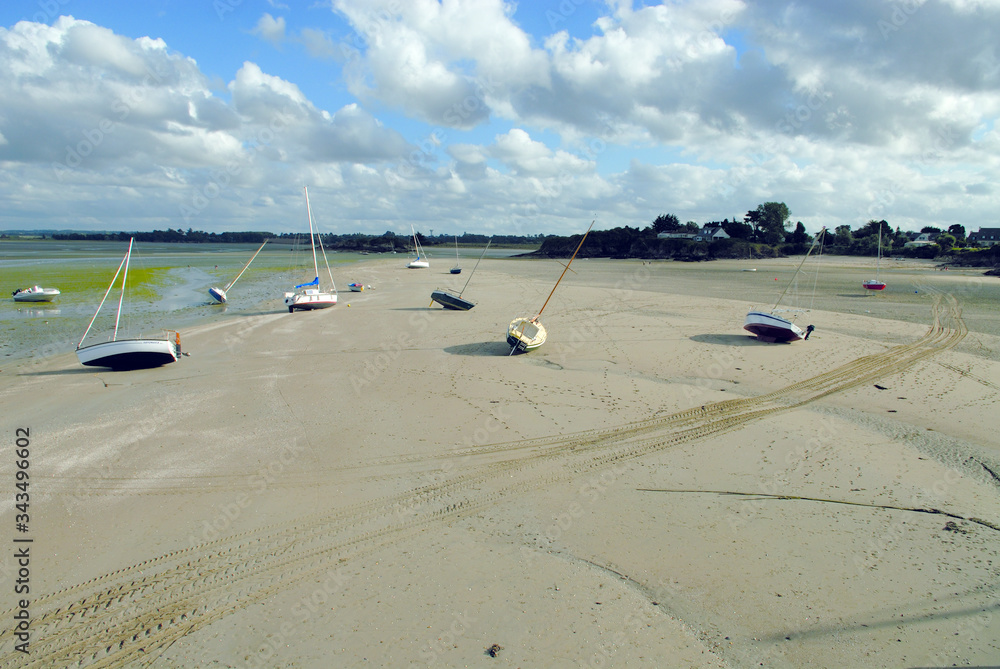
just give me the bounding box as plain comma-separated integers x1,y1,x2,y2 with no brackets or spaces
862,225,886,290
743,228,825,343
431,238,491,310
209,239,268,303
407,226,430,268
450,236,462,274
76,238,181,369
284,187,338,312
506,222,593,353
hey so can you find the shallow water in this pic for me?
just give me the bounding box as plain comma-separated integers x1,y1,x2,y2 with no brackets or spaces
1,239,522,363
0,240,372,363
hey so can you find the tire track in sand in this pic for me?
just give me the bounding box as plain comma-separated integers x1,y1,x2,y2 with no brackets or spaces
0,295,966,668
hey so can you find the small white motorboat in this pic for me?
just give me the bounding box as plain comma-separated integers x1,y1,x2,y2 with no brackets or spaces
12,286,60,302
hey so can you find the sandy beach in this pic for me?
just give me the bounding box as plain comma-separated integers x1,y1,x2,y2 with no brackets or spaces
1,254,998,668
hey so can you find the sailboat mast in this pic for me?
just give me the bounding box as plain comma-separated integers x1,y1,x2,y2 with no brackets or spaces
773,228,824,311
459,238,492,297
113,237,134,341
78,247,129,349
535,221,594,319
225,240,268,291
876,225,882,281
304,186,320,280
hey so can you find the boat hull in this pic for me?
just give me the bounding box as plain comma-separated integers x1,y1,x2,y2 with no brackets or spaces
743,310,805,342
284,289,337,311
862,280,886,290
208,286,227,303
12,287,60,302
407,259,429,269
77,337,179,369
450,268,462,274
506,317,547,352
348,283,364,292
431,289,475,311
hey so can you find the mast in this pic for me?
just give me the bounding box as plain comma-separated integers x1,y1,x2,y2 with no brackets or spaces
78,244,129,349
876,225,882,281
535,221,594,319
113,237,134,341
304,187,320,281
225,240,268,291
459,238,492,297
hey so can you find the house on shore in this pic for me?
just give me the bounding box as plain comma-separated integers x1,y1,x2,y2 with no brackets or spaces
656,226,730,242
904,232,940,248
694,225,730,242
968,227,1000,246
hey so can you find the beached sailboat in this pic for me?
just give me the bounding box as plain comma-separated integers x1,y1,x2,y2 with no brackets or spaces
450,237,462,274
284,187,338,312
76,238,180,369
431,238,491,310
12,285,60,302
407,226,430,268
506,222,593,353
743,228,824,343
209,239,268,303
862,225,886,291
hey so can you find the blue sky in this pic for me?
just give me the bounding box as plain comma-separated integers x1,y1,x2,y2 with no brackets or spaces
1,0,998,236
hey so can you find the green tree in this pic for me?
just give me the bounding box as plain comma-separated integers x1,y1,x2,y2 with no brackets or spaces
937,233,956,253
786,221,809,244
832,225,852,247
947,224,966,245
747,202,791,244
651,214,680,233
721,218,753,240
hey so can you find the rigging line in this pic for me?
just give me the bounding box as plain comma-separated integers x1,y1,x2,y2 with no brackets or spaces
773,227,824,312
459,238,492,297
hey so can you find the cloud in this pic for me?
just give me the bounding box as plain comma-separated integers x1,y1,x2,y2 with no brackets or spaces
252,13,286,47
3,3,1000,236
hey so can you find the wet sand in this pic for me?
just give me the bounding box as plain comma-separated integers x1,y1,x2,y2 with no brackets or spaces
0,255,998,667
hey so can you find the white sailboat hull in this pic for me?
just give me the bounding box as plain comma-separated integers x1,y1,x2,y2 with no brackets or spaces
284,289,337,311
507,317,547,352
76,337,179,369
407,259,429,269
743,310,805,342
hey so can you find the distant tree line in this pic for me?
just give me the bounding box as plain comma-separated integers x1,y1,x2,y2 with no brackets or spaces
52,229,271,243
533,202,995,265
50,228,545,250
